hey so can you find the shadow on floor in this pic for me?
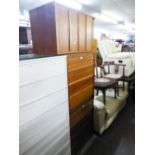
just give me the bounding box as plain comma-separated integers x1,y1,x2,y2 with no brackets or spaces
78,90,135,155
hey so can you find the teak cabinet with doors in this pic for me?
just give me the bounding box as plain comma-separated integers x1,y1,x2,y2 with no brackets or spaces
29,2,94,55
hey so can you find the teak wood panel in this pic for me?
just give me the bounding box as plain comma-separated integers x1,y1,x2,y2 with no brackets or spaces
68,66,93,84
69,85,93,111
55,4,69,53
30,4,57,55
69,76,93,97
67,53,94,71
70,100,93,128
78,13,86,52
86,16,93,52
69,9,78,53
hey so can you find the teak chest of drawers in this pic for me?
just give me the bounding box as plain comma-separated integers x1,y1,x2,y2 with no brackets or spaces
67,53,94,154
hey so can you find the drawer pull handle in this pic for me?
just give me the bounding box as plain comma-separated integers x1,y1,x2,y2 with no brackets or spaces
80,56,83,60
82,104,86,109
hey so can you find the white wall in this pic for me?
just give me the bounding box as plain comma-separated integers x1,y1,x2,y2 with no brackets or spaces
94,26,130,40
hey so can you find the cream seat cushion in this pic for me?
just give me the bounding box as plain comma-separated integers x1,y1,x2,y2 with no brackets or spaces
95,87,128,118
104,74,122,79
95,95,121,118
93,98,104,110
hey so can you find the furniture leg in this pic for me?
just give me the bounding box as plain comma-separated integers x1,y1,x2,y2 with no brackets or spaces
115,83,117,98
122,77,125,91
102,90,106,104
123,65,125,91
117,82,119,96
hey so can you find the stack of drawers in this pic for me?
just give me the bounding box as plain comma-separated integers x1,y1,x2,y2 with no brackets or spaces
67,53,94,154
29,2,95,154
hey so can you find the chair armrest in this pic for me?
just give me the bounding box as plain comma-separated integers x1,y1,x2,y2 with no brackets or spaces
101,62,126,76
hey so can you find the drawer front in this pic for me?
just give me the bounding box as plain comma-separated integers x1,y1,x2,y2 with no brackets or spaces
69,85,93,111
68,66,93,84
69,76,93,97
70,100,93,128
67,53,94,71
70,111,93,155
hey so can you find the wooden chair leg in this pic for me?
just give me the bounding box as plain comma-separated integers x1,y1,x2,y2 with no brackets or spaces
123,80,125,91
117,82,119,96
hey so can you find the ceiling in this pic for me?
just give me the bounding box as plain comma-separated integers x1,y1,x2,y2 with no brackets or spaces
77,0,134,22
19,0,135,39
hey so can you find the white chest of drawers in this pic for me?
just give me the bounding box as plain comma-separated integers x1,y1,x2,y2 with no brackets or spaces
19,56,71,155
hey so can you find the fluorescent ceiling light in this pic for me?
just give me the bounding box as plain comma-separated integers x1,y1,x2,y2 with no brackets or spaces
55,0,82,10
101,11,123,22
100,14,117,24
76,0,92,5
92,13,117,24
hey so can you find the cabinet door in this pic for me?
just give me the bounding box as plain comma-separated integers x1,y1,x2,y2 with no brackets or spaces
55,4,69,54
78,13,86,52
69,9,78,53
86,16,93,52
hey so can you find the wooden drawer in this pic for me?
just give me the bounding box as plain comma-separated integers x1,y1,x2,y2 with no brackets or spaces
69,76,93,97
67,53,94,71
70,100,93,128
69,85,93,112
68,65,93,84
70,111,93,154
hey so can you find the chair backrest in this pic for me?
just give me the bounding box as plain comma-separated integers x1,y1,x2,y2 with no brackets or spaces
102,61,120,75
94,57,103,78
102,61,126,78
